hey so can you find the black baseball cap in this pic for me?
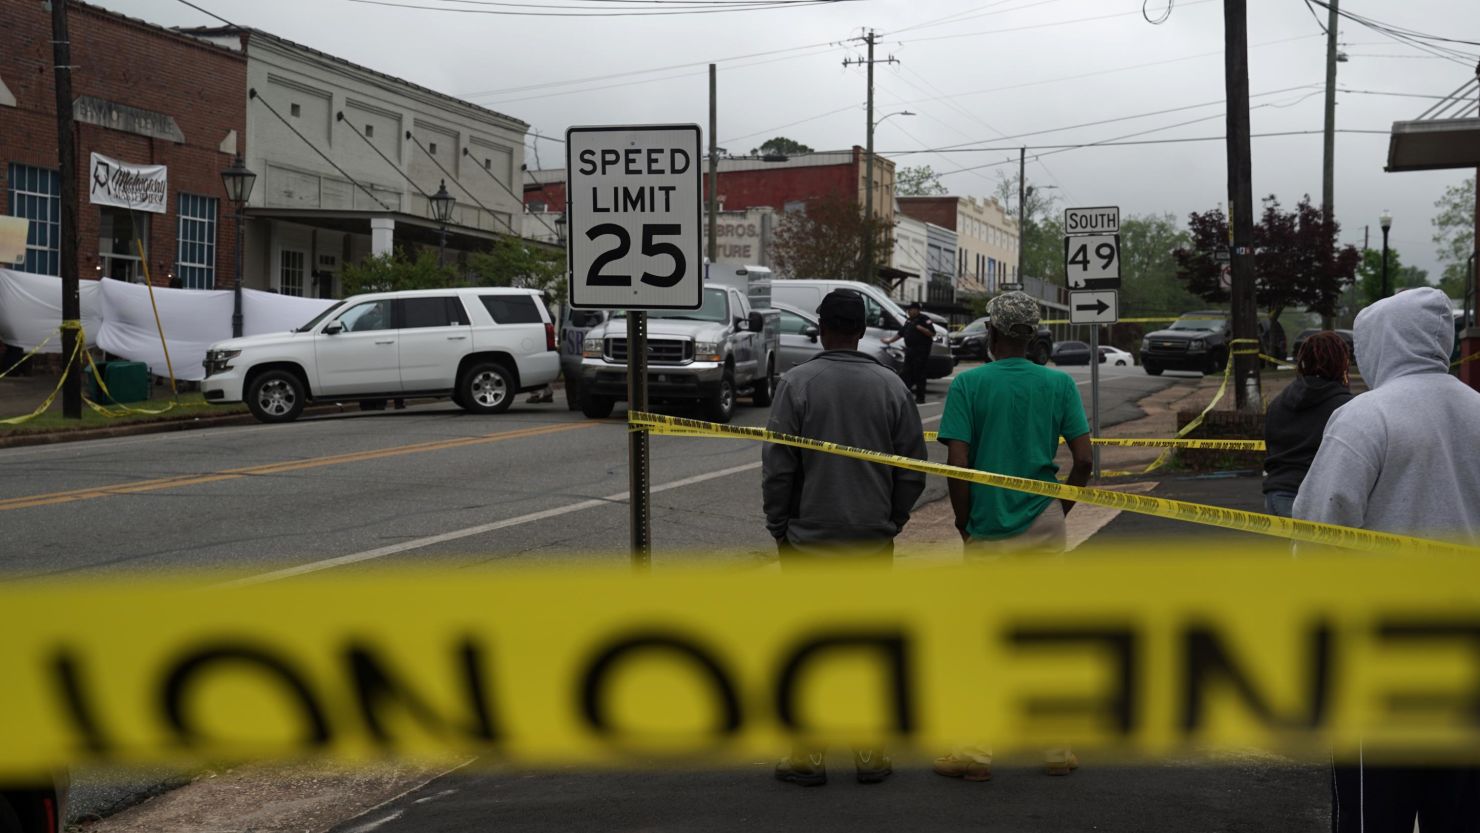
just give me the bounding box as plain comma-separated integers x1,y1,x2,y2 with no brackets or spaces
906,301,921,312
817,289,866,327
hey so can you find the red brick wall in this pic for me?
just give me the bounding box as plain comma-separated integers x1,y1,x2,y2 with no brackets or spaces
898,197,959,231
0,1,246,287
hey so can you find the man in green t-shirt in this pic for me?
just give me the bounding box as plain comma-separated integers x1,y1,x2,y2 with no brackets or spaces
932,291,1094,782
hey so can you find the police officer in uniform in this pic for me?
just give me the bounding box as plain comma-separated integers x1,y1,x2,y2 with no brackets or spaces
884,301,936,404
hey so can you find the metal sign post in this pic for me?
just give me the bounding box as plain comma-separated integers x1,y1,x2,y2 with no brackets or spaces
1064,207,1122,481
566,124,702,569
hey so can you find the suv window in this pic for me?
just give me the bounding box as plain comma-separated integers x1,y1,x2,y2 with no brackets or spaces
337,300,392,333
481,294,543,324
399,296,467,329
777,309,812,335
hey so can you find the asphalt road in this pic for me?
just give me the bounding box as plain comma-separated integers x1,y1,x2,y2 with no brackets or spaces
0,361,1182,823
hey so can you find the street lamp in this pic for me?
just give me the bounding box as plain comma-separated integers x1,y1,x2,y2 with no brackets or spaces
864,110,914,282
430,180,456,267
220,155,257,338
1379,209,1393,300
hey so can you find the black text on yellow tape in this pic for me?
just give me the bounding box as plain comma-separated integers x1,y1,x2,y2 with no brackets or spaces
631,412,1466,555
5,556,1480,776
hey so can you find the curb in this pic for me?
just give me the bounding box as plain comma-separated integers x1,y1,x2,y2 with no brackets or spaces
0,403,353,450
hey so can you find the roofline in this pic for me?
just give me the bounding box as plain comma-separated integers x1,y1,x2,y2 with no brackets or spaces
73,1,246,61
176,25,528,130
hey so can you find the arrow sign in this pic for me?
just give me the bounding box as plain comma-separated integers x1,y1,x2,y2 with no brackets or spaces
1069,290,1118,325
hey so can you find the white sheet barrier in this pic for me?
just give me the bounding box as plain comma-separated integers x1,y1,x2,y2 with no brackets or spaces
0,269,337,381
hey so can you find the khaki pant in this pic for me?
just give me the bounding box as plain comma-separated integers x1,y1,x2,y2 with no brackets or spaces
956,502,1068,766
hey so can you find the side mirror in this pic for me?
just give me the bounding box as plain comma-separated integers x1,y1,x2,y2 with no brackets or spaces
801,324,820,342
734,316,748,331
748,310,765,334
324,322,344,335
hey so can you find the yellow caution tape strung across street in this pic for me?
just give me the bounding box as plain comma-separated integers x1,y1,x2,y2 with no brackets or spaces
630,410,1467,556
4,554,1480,776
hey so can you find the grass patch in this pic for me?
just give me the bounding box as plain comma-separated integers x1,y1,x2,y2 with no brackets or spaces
1,392,246,435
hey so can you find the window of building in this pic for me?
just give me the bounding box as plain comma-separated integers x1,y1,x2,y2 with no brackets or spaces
6,163,60,276
484,158,492,170
290,103,301,117
279,249,306,296
365,124,374,138
98,207,149,281
176,193,218,289
429,142,438,155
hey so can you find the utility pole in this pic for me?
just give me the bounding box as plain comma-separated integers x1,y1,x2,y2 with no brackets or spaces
1320,0,1340,329
1225,0,1260,412
843,31,895,284
52,0,81,420
1017,147,1026,289
707,64,718,271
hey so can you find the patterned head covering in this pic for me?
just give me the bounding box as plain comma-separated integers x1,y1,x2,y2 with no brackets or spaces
986,291,1040,339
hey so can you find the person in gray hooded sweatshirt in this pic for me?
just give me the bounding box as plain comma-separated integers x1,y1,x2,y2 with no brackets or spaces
1294,287,1480,832
762,288,926,787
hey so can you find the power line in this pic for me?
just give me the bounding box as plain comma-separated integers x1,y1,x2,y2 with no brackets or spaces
894,0,1217,46
342,0,855,17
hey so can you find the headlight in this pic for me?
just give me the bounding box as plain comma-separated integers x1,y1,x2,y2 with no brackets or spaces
1140,338,1151,351
1189,339,1208,351
694,340,724,362
203,349,240,375
582,337,604,358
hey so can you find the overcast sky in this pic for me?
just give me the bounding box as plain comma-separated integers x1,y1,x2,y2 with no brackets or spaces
103,0,1478,280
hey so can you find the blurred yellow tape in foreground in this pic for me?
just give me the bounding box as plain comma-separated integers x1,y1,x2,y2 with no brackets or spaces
631,412,1460,555
3,554,1480,776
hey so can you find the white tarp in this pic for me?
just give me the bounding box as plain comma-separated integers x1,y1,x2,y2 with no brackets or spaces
89,152,167,214
0,269,104,352
0,269,339,380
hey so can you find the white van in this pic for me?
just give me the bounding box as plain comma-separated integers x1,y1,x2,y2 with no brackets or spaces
770,279,953,378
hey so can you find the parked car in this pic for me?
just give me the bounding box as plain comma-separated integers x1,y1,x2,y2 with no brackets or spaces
202,288,561,423
772,279,954,377
1098,345,1134,366
1139,310,1232,375
774,302,903,374
947,316,1055,364
1051,340,1093,366
1289,327,1356,366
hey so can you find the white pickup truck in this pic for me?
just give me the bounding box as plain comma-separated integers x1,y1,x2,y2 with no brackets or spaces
201,287,560,423
577,266,780,423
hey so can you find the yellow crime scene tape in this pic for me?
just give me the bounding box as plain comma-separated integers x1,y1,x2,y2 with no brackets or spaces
5,553,1480,776
914,431,1265,450
629,410,1466,556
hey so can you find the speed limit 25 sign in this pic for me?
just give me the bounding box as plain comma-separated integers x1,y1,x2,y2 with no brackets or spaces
1063,206,1120,290
566,124,702,310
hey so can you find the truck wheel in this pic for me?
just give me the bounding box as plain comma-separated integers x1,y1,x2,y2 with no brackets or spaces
702,373,736,423
459,362,514,414
1205,350,1227,375
1030,341,1050,365
581,395,615,419
751,356,776,407
1144,361,1163,376
246,369,306,423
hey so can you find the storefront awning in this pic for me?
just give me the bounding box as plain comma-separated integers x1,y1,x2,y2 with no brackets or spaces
1385,77,1480,173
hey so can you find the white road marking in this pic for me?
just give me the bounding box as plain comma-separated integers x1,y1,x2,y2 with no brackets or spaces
342,810,404,833
221,461,764,587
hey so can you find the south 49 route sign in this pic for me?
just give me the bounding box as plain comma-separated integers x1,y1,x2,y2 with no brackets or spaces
567,124,702,310
1063,206,1121,291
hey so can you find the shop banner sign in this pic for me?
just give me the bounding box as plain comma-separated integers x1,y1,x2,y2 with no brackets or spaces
89,152,167,213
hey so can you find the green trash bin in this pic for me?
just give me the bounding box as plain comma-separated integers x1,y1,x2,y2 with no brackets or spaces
93,361,151,405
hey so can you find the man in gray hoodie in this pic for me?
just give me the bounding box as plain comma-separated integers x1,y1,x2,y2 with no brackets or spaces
762,288,927,787
1294,287,1480,831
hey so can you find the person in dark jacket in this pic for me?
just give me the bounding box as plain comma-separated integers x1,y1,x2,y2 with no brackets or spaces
1261,331,1354,517
883,301,936,404
762,289,927,787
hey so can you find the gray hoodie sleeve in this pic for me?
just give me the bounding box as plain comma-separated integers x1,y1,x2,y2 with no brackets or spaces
1291,425,1379,532
889,389,929,531
762,376,802,540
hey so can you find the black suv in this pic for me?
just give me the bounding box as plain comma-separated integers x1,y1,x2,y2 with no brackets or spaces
949,316,1055,364
1140,311,1232,375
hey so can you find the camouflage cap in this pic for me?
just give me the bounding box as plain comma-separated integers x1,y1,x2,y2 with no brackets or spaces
986,291,1040,339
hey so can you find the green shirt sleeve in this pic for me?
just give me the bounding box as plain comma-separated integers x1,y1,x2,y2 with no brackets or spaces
1059,374,1090,441
938,375,973,445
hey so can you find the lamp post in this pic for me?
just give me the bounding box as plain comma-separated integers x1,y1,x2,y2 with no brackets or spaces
430,180,456,267
220,155,257,338
864,110,913,283
1379,209,1393,300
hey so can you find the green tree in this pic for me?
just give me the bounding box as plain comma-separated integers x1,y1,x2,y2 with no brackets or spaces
1432,175,1475,298
467,239,567,306
340,247,454,295
993,171,1059,283
897,165,947,196
749,136,813,158
771,193,893,284
1354,247,1429,307
1117,214,1200,316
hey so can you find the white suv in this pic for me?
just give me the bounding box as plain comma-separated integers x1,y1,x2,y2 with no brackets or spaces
202,288,560,423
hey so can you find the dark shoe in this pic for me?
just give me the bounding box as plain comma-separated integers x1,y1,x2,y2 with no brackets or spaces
775,753,827,786
933,754,992,782
854,750,892,784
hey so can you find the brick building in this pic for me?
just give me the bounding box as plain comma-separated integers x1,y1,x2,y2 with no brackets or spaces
1,1,247,287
